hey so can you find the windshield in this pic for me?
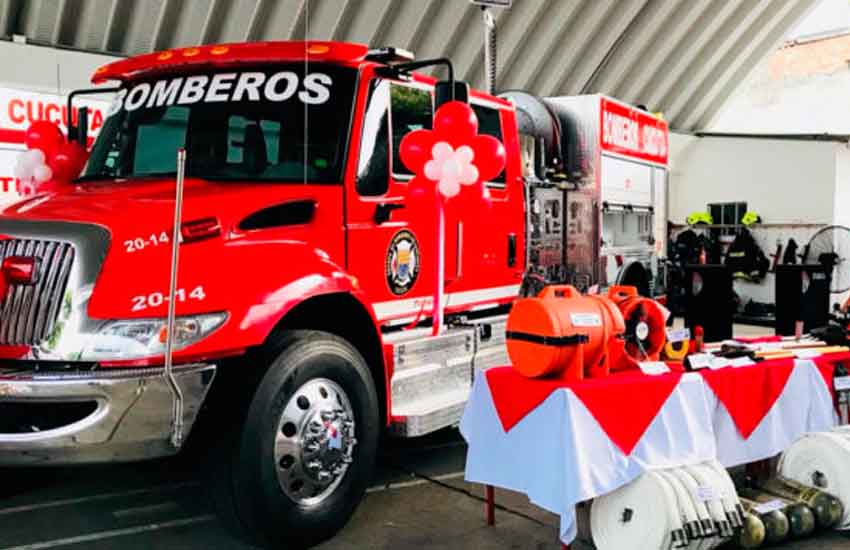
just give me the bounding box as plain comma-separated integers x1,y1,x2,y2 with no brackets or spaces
82,64,357,183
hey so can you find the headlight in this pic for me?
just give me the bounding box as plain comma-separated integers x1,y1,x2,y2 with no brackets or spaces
80,312,227,360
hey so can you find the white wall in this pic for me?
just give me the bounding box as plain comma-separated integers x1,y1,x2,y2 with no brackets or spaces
0,40,118,94
712,69,850,134
669,133,836,225
669,132,840,305
833,142,850,227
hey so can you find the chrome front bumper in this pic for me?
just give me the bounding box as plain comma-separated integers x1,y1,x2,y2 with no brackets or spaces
0,363,215,465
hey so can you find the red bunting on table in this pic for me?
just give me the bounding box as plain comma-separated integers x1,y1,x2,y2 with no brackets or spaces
733,335,782,344
813,351,850,408
485,367,683,455
699,358,795,439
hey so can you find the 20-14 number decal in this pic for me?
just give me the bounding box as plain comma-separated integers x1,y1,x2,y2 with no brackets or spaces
124,232,169,254
131,286,207,312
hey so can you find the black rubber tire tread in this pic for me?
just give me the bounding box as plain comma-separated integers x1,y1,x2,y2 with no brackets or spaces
230,330,380,549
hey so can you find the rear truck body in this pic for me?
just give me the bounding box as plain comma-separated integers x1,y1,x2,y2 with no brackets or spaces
0,41,667,546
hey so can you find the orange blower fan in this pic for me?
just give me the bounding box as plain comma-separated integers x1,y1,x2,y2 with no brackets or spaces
607,286,668,371
506,285,626,380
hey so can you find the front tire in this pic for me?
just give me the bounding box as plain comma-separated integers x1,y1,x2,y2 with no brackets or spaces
229,330,380,549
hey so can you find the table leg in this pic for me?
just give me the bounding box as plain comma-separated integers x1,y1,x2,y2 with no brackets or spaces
485,484,495,526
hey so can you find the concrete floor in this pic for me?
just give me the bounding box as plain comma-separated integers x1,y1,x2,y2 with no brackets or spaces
0,428,847,549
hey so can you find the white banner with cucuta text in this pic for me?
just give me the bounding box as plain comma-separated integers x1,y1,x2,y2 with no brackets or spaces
0,87,110,207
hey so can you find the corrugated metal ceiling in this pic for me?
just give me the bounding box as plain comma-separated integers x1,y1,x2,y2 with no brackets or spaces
0,0,818,130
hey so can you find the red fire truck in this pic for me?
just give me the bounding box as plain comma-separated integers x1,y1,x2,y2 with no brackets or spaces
0,41,667,547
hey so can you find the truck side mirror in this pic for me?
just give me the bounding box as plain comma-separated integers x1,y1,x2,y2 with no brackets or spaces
435,80,469,110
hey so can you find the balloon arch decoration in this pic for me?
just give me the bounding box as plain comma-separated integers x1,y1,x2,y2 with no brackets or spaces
399,100,507,335
14,121,89,195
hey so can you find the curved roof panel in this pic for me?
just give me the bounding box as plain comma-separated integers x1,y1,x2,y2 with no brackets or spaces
0,0,818,130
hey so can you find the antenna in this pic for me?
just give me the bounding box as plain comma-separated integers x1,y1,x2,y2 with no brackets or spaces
165,148,186,448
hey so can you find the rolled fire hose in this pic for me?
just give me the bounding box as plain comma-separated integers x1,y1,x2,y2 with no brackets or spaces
779,431,850,529
647,471,687,548
680,465,724,550
705,459,747,526
669,468,718,550
590,473,674,550
669,466,717,540
739,496,790,545
693,463,742,530
679,466,728,550
657,469,704,544
684,464,733,538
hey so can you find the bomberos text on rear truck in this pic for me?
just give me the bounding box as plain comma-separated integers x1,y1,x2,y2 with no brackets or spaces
0,40,667,547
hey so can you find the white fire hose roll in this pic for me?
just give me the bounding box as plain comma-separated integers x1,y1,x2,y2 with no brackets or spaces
780,430,850,529
669,466,716,544
695,463,741,529
705,459,746,525
647,471,685,548
590,473,673,550
685,464,730,535
665,468,712,550
592,464,739,550
657,469,702,547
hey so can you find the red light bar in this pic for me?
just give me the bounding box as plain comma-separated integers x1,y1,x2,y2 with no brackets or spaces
92,41,370,84
2,256,39,285
181,217,222,243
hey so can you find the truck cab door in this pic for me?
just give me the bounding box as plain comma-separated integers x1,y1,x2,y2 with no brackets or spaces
345,78,440,326
440,101,525,312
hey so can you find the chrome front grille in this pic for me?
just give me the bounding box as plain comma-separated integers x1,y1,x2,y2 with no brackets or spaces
0,239,75,346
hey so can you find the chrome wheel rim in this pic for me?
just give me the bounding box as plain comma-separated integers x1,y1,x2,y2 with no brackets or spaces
274,378,357,506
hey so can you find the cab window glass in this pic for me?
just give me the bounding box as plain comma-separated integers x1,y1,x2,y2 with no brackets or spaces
472,104,505,183
356,81,391,196
226,116,282,167
132,106,189,174
390,85,432,176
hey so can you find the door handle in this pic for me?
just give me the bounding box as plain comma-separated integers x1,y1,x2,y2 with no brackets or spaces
374,202,405,224
507,233,517,267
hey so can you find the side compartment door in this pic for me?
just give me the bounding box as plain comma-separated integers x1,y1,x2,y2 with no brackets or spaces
345,79,438,325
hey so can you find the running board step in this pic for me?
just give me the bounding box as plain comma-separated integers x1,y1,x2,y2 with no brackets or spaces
388,388,469,437
387,314,508,438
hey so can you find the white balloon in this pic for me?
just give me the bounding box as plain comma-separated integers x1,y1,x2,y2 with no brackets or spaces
455,145,474,165
431,141,453,162
438,176,461,198
33,164,52,183
424,160,441,181
13,159,31,180
460,163,479,185
441,157,460,179
24,149,45,168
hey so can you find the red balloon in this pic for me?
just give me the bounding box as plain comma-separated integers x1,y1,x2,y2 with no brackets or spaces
433,101,478,146
472,134,507,183
25,121,63,155
48,141,89,182
399,129,436,175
